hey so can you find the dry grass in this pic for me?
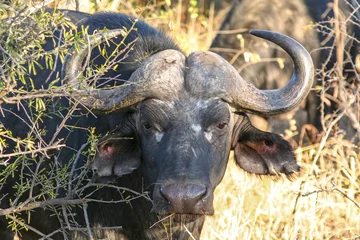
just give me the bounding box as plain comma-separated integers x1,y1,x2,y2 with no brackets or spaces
203,145,360,239
12,0,360,239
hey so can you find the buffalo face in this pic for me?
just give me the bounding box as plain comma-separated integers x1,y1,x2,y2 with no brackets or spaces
137,97,232,215
92,97,300,216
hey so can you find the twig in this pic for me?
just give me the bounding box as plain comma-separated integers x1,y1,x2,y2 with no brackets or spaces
300,187,335,197
0,184,148,217
1,89,96,105
83,203,94,240
6,214,48,238
80,183,150,200
45,27,64,83
0,143,65,159
62,206,72,234
350,0,360,20
27,0,55,14
29,156,45,199
40,225,123,240
150,213,175,228
331,180,360,209
0,198,87,216
183,225,196,240
68,143,89,198
310,110,346,175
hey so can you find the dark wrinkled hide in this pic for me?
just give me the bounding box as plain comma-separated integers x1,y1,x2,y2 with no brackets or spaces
0,9,301,240
211,0,360,139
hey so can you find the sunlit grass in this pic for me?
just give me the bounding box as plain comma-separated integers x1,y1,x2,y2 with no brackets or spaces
202,148,360,239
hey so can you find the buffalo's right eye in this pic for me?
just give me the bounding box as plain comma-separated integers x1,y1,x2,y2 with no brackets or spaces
216,122,228,130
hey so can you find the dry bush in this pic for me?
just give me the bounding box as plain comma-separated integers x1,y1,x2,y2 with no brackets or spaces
1,0,359,239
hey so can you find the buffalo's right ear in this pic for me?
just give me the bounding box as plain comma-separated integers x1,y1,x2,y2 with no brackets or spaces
232,113,300,178
92,132,141,177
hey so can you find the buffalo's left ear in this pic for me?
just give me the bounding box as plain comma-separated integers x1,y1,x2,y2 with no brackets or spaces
232,114,300,177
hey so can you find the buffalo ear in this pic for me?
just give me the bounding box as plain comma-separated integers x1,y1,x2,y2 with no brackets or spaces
232,115,300,178
92,133,141,177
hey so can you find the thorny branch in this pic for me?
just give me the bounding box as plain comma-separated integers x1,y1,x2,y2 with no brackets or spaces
331,181,360,209
0,7,147,238
6,214,47,238
0,142,65,160
83,202,94,240
0,187,148,217
294,181,360,210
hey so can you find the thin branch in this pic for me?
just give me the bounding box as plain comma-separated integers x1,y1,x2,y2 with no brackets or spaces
27,0,55,14
183,225,196,240
6,214,48,238
310,110,346,175
68,143,89,198
0,184,148,217
0,198,88,216
331,181,360,209
40,225,123,240
0,143,65,159
82,203,94,240
150,213,175,229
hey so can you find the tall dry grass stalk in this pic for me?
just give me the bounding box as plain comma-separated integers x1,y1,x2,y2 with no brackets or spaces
12,0,360,239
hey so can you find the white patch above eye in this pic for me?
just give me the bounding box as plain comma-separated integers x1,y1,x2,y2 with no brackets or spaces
205,132,212,142
166,101,175,109
155,132,164,142
191,124,202,134
191,147,198,158
195,100,209,109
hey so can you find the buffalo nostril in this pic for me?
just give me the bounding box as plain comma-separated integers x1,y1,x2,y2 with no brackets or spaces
160,184,207,212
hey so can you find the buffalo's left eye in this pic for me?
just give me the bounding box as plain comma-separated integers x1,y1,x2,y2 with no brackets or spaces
143,122,152,130
216,122,227,130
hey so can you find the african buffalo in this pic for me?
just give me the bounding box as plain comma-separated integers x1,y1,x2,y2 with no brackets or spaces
211,0,359,139
0,8,313,239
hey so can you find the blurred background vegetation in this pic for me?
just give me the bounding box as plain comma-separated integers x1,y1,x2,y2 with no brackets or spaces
0,0,359,239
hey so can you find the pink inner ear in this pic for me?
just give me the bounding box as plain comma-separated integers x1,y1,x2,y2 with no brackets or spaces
99,142,115,160
245,140,277,155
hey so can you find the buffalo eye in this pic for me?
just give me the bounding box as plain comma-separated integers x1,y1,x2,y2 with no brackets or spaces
264,139,273,147
216,122,228,130
142,122,152,133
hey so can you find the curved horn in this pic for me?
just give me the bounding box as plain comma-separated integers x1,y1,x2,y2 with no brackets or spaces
62,30,185,113
186,30,314,116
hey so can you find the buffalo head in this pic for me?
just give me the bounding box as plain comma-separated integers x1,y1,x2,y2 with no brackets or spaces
63,30,313,215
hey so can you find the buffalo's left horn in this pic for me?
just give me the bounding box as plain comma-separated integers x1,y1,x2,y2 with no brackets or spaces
186,30,314,116
62,30,185,113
